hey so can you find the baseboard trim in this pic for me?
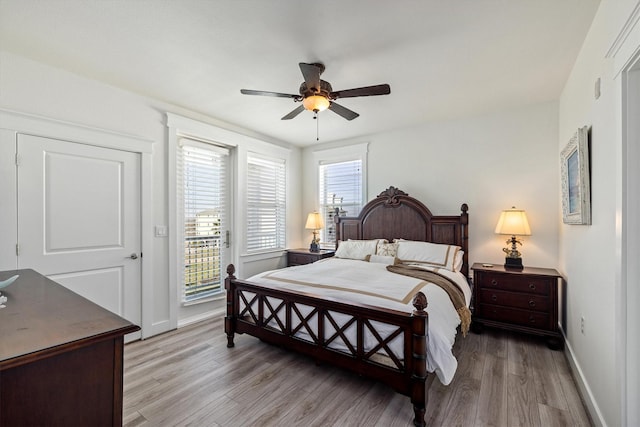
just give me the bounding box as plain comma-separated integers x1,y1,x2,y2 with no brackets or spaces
561,328,607,427
147,320,172,339
177,307,226,329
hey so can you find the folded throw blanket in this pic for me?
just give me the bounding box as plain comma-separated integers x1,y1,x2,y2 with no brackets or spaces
387,265,471,336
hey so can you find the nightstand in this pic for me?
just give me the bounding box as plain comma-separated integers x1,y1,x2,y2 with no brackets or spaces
471,263,563,349
286,248,335,266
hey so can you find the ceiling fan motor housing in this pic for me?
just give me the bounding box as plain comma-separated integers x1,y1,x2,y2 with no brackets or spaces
299,80,333,99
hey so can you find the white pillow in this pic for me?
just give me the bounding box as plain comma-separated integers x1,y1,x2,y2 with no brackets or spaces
335,240,379,260
454,250,464,272
396,240,461,272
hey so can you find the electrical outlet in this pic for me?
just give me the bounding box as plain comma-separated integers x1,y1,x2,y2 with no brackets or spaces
580,316,585,334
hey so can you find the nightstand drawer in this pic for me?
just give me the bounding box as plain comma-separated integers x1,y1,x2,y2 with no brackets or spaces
478,289,550,312
477,304,552,330
477,272,551,296
286,249,335,267
288,253,313,266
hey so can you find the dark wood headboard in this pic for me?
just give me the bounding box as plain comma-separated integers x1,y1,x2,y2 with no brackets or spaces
334,186,470,277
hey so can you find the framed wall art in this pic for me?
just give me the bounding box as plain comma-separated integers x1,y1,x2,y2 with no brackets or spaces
561,126,591,225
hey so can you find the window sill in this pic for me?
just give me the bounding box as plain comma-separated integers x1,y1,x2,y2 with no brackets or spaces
182,291,225,307
240,249,286,262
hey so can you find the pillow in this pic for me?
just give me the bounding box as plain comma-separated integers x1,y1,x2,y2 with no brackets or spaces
335,240,379,260
366,254,397,265
454,250,464,272
376,241,399,257
396,240,461,272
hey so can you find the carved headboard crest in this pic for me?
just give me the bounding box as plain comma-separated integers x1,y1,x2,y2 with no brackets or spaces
377,186,408,206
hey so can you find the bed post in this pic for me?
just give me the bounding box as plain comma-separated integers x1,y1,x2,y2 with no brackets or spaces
460,203,469,278
411,291,428,427
225,264,236,348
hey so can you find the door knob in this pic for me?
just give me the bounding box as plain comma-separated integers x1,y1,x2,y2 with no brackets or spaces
129,253,138,260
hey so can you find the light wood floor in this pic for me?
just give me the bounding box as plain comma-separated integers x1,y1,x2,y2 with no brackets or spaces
123,318,592,427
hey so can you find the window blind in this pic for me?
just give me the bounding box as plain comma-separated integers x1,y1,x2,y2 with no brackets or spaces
177,138,228,302
246,154,286,253
319,159,363,246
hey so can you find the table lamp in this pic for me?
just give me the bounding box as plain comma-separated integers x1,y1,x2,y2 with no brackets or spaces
305,211,323,252
495,207,531,270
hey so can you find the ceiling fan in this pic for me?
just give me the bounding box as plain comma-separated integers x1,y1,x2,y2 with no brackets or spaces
240,62,390,121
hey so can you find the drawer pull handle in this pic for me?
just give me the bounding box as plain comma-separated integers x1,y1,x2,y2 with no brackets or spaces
529,300,536,307
529,315,536,323
529,283,536,290
491,294,497,302
491,279,498,286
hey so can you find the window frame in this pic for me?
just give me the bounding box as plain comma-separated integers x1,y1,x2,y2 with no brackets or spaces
245,152,287,254
312,143,368,249
177,139,229,303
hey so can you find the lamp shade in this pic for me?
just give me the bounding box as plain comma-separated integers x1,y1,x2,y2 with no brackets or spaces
495,207,531,236
305,212,323,230
302,95,330,112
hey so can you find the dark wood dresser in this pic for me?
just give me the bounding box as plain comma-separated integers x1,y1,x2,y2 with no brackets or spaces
0,269,140,426
471,263,563,349
286,248,335,266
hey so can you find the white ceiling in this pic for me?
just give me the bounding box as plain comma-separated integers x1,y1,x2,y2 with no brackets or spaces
0,0,600,146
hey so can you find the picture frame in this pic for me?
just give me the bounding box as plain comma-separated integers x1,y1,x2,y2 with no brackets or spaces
561,126,591,225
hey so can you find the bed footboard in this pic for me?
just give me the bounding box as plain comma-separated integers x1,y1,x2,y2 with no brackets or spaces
224,264,429,427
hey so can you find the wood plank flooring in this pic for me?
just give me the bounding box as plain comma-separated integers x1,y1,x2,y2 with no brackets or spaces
123,318,592,426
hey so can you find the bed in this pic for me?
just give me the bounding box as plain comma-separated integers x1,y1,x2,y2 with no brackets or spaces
224,186,469,427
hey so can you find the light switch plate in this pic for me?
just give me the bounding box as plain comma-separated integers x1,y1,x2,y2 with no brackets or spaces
155,225,168,237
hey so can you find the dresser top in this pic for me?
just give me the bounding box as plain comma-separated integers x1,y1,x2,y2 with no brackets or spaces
0,269,140,368
471,262,561,278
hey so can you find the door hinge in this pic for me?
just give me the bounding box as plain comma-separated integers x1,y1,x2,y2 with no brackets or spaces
15,243,20,256
15,154,21,166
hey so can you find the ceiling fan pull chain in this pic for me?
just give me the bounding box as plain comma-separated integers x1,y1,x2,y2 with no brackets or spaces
316,111,320,141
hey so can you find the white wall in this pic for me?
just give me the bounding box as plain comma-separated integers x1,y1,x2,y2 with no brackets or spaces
558,1,640,426
302,101,560,273
0,51,301,334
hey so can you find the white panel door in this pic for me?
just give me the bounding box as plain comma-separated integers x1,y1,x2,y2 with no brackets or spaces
17,134,141,336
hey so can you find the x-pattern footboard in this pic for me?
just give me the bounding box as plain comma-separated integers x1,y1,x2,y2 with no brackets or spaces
224,264,430,427
363,318,405,370
323,310,358,356
291,303,319,342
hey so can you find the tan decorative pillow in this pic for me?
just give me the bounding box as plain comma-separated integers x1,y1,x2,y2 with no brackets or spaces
376,241,399,257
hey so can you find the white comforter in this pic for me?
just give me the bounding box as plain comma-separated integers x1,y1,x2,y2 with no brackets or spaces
248,258,471,385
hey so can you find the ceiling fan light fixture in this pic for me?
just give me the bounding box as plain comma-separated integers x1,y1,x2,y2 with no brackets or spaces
303,95,330,112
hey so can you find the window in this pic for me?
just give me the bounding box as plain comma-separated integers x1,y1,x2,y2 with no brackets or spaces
319,158,364,247
177,139,228,302
246,154,286,252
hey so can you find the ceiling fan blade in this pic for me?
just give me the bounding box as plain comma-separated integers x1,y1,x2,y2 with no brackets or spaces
299,63,322,92
329,102,359,121
241,89,299,99
281,105,305,120
330,84,391,99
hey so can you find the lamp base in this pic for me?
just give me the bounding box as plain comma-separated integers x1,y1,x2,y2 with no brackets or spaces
309,242,320,252
504,257,523,270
